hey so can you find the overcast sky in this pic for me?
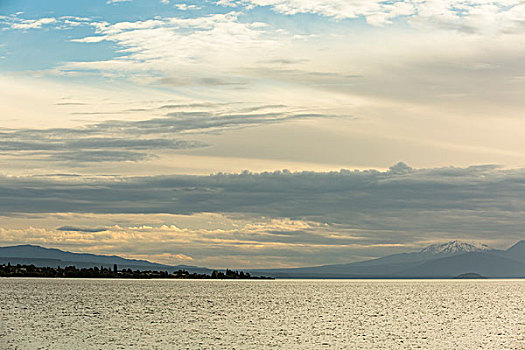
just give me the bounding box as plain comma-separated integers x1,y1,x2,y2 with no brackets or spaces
1,0,525,268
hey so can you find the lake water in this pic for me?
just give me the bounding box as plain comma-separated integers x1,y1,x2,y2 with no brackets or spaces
1,278,524,349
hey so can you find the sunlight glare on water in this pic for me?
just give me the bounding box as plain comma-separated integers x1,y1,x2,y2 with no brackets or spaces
1,279,524,349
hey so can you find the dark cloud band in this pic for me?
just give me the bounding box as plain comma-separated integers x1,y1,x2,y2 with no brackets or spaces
1,164,525,243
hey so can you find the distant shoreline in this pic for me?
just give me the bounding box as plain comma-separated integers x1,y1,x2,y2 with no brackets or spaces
3,276,524,281
2,264,524,280
3,242,524,279
0,264,273,280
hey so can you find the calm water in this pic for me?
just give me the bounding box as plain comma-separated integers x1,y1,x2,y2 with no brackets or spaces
1,279,524,349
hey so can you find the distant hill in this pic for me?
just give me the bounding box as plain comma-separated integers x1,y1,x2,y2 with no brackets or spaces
249,240,525,278
0,245,212,274
503,240,525,263
400,252,525,277
454,273,486,279
2,241,524,278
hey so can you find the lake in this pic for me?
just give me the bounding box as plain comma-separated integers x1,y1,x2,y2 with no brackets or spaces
1,278,524,349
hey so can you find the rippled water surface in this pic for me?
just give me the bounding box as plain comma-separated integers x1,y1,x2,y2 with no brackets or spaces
1,278,524,349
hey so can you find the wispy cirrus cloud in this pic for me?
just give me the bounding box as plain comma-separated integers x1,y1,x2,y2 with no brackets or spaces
0,103,335,164
65,12,278,81
10,17,57,29
0,14,90,30
51,4,525,114
222,0,525,31
106,0,132,4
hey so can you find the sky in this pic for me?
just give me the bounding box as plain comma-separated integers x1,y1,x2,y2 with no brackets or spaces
1,0,525,268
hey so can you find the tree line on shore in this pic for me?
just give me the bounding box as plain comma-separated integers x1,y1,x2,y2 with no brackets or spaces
0,263,273,279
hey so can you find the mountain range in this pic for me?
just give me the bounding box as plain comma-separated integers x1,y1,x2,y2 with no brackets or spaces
0,240,524,278
0,245,212,274
250,240,525,278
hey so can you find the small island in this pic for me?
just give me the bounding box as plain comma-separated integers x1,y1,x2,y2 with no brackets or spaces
0,263,273,279
454,272,487,279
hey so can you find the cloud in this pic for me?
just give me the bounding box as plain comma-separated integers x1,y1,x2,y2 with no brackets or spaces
224,0,525,31
0,216,346,267
63,12,283,86
0,15,90,31
56,226,107,233
52,4,525,116
3,1,525,268
2,164,525,267
51,150,154,163
106,0,132,4
217,0,239,7
0,105,332,165
0,132,206,164
174,3,202,10
10,17,57,29
2,164,525,241
6,3,520,122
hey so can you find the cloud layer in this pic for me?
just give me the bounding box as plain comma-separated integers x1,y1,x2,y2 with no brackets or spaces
225,0,525,30
0,104,329,164
1,163,524,267
2,1,525,267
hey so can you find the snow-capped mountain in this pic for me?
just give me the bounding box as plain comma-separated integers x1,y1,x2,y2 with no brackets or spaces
250,240,525,277
419,240,492,256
